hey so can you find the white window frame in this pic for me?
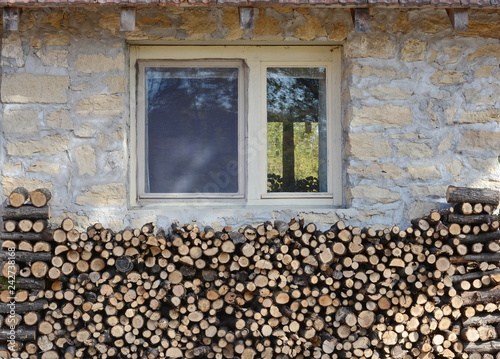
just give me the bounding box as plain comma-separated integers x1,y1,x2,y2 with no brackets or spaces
130,45,342,207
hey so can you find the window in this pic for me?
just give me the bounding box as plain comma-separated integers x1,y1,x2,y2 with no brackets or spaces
131,46,342,206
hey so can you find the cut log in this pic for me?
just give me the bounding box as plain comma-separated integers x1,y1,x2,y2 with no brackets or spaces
451,253,500,263
29,188,52,208
446,186,499,206
447,213,495,225
464,340,500,353
0,327,36,341
462,289,500,306
8,187,30,208
0,231,52,241
0,299,47,313
2,205,50,221
0,251,51,263
458,231,500,244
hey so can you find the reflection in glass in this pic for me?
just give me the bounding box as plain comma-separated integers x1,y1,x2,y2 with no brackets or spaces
267,67,327,193
145,67,239,194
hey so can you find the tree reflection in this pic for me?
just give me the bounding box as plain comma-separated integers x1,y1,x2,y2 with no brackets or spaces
146,67,239,194
267,67,327,193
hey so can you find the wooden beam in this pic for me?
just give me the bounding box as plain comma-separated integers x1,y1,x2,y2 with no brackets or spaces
120,8,136,31
3,7,20,31
446,8,468,32
351,8,370,33
239,7,255,30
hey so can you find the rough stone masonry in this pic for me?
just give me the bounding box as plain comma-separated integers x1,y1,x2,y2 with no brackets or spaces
0,7,499,231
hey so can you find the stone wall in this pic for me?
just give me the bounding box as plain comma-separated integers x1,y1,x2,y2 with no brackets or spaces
1,7,499,231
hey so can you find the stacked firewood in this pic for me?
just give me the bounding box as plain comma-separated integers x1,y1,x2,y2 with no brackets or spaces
0,187,53,359
0,185,499,359
444,187,500,358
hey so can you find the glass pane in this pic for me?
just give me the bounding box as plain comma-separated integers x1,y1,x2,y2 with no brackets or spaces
267,67,327,193
145,67,239,194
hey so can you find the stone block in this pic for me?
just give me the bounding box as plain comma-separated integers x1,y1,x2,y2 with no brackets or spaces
76,95,122,116
2,35,24,67
420,14,450,34
407,165,441,179
75,53,125,73
104,75,127,94
3,162,23,173
474,66,494,78
351,186,400,204
46,110,73,129
295,14,327,41
180,9,217,41
438,132,453,152
459,109,500,124
401,38,427,62
6,135,69,156
36,50,69,67
27,161,61,175
2,74,69,104
459,131,500,151
409,186,448,198
76,183,126,206
45,34,70,46
350,64,409,79
98,13,121,35
329,23,350,42
347,163,406,180
396,142,434,158
352,105,412,127
430,70,465,86
75,145,97,176
370,85,413,101
253,10,283,40
468,44,500,61
3,109,39,133
345,34,396,59
222,8,244,41
446,159,463,176
348,133,392,161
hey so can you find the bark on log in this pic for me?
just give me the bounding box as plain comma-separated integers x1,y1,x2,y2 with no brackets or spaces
458,231,500,244
452,269,500,283
2,205,50,221
462,289,500,306
446,186,500,206
0,327,36,341
451,253,500,264
463,314,500,327
464,340,500,353
0,231,52,241
447,213,495,225
0,299,47,313
0,251,51,263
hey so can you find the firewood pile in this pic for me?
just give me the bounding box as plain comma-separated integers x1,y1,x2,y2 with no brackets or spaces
0,188,52,358
0,185,499,359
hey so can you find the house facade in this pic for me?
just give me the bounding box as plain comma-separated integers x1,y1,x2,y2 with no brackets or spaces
0,2,499,230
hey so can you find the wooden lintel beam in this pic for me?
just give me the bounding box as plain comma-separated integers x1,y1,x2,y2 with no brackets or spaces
120,7,136,32
446,8,468,32
3,7,20,31
239,7,255,30
351,8,370,33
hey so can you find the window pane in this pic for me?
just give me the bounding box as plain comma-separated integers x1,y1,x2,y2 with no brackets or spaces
267,67,327,193
145,67,239,194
